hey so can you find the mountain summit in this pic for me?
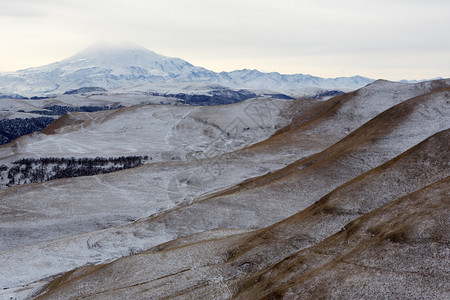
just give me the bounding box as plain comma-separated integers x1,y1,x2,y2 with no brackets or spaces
0,43,374,97
63,42,206,77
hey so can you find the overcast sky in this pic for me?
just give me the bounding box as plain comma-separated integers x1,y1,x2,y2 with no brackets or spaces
1,0,449,80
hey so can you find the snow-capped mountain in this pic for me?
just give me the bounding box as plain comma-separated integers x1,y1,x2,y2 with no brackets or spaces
0,42,374,97
0,43,216,97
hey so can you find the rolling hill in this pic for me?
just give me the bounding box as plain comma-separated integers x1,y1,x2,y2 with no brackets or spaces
0,79,448,299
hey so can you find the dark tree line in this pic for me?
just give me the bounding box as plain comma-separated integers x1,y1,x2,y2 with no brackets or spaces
0,117,55,145
28,105,124,116
1,105,124,146
1,155,148,187
167,89,258,106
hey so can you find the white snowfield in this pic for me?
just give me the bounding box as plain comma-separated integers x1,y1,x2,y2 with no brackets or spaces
0,79,449,299
0,98,291,164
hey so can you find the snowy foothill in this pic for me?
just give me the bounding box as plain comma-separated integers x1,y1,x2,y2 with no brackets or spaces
0,97,292,165
0,79,449,298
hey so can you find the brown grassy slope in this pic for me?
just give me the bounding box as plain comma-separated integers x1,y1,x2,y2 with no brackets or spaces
234,177,449,299
36,230,254,299
192,88,449,214
231,126,450,246
21,83,450,294
3,80,450,294
206,130,450,295
239,79,450,158
40,112,88,135
208,86,450,200
60,86,450,258
35,131,450,299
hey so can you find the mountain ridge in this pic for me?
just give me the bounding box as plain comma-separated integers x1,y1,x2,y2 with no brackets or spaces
0,43,374,97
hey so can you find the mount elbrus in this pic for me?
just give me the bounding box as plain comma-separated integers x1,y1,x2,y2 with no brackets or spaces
0,42,373,98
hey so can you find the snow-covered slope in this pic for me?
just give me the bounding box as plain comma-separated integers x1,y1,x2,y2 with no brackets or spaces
0,80,449,299
0,42,374,97
31,141,450,299
0,97,294,189
0,98,292,161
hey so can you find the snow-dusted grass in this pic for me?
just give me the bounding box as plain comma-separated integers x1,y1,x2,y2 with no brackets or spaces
0,80,449,297
0,98,291,164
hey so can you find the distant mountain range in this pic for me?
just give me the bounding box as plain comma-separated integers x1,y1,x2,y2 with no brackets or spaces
0,42,374,97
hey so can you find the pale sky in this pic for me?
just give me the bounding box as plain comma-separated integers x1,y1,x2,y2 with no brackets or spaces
1,0,449,80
